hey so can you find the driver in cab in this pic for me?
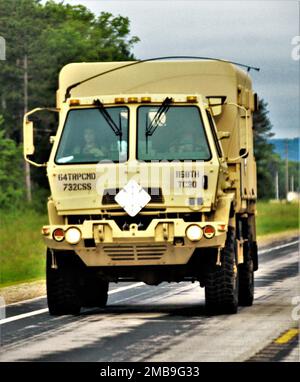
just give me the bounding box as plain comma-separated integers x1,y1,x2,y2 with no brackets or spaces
74,127,106,158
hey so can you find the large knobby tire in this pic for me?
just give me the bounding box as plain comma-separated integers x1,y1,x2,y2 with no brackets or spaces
238,240,254,306
205,227,239,314
80,271,109,308
46,249,81,315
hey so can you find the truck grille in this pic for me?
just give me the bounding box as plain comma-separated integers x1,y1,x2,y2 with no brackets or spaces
103,244,167,261
102,188,164,205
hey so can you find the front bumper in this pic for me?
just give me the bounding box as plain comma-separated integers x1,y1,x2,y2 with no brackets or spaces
42,218,227,266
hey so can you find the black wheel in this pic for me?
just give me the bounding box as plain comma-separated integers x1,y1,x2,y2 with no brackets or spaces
205,227,239,314
80,270,109,308
238,240,254,306
46,249,81,315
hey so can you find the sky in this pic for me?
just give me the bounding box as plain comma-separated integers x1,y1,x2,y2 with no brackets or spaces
56,0,299,138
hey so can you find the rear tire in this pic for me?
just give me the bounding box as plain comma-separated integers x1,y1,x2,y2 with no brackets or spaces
46,249,81,315
238,239,254,306
205,227,239,314
80,270,109,308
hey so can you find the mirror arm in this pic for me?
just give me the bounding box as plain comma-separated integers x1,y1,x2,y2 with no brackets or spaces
24,157,47,168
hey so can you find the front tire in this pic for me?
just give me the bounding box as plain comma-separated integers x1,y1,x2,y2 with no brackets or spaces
46,249,81,315
80,270,109,308
205,227,239,314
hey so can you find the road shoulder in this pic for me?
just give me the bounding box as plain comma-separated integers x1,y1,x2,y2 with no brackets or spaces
0,280,46,305
257,229,299,248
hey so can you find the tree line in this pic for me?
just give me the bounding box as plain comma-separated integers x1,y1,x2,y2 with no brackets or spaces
253,99,299,199
0,0,296,209
0,0,139,208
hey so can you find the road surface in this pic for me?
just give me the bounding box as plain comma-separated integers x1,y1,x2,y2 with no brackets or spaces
0,237,299,362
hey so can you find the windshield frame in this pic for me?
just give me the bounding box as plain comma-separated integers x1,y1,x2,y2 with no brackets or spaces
206,110,224,158
136,104,212,162
54,105,130,165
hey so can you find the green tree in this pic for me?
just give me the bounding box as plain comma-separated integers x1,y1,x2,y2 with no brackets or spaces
0,0,139,141
253,99,278,199
0,116,24,208
0,0,139,197
0,0,44,141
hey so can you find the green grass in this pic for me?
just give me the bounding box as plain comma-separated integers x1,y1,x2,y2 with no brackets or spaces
256,201,299,236
0,201,298,287
0,209,47,286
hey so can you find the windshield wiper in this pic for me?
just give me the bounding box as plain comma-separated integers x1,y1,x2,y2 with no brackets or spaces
94,98,122,138
145,97,172,153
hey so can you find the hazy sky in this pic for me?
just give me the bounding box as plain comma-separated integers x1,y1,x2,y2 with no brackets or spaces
58,0,299,138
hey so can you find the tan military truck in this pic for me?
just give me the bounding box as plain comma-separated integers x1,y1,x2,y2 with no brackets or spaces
24,59,258,315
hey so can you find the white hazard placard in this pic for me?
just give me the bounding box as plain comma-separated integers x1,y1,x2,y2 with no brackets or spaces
114,179,151,217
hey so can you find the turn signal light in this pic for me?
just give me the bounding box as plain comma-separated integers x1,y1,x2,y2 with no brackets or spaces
203,225,215,239
53,228,65,242
42,227,50,236
217,224,227,232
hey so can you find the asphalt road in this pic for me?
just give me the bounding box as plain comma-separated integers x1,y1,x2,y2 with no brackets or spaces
0,237,299,362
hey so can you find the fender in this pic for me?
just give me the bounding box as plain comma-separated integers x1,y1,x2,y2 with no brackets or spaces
213,193,236,227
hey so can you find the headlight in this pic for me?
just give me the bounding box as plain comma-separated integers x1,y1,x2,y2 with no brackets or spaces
186,225,203,242
65,227,81,244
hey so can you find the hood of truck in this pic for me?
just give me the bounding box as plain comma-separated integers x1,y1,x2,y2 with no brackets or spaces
48,160,219,215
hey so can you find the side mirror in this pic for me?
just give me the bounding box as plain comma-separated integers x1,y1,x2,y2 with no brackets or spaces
225,102,250,162
23,107,58,167
217,131,230,140
207,96,227,116
23,118,35,155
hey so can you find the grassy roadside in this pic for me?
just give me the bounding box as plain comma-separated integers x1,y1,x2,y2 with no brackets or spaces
0,209,47,287
256,201,299,236
0,201,299,288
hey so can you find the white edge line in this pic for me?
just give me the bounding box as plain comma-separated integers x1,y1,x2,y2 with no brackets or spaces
0,282,144,325
0,308,49,325
108,282,144,295
4,282,145,307
1,240,299,325
259,240,299,255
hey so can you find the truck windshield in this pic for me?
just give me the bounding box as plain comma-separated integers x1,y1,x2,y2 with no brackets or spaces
137,105,211,161
55,107,129,164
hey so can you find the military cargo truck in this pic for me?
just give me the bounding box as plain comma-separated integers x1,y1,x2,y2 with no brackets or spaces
24,59,258,315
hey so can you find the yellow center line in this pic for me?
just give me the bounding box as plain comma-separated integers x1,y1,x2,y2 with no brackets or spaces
274,328,300,344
